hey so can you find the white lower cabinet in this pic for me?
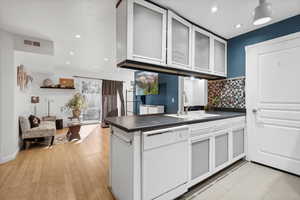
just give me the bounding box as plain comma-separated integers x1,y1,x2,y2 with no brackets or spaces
189,135,213,186
189,117,246,188
110,117,246,200
214,131,229,169
191,138,210,179
232,125,246,161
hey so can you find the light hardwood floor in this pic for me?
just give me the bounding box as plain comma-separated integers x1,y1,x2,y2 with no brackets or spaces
0,125,115,200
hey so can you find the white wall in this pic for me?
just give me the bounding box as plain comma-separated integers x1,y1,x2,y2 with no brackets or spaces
0,0,135,164
15,71,76,127
0,30,18,163
14,67,134,127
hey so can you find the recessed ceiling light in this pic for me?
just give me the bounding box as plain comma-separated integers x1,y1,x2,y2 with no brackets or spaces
104,58,109,62
75,34,81,38
211,5,218,13
66,61,71,65
69,51,75,56
235,24,242,29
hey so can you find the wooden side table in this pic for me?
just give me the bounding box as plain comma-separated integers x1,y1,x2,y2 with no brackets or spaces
67,123,81,141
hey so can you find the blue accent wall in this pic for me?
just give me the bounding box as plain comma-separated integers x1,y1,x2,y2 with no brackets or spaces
228,14,300,78
134,72,178,114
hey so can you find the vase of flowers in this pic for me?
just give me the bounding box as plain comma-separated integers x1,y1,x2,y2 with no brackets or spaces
66,93,87,119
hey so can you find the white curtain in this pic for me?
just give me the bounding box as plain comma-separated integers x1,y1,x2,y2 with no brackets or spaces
76,78,102,122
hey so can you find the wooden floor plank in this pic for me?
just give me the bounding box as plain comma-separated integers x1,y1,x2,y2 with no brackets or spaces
0,125,115,200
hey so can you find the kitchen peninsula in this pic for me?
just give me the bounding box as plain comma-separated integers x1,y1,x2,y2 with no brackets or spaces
105,111,246,200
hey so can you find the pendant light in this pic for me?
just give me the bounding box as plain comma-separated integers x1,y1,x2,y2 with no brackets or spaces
253,0,272,25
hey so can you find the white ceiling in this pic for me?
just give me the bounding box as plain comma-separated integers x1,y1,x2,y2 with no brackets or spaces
0,0,299,77
152,0,300,39
0,0,133,81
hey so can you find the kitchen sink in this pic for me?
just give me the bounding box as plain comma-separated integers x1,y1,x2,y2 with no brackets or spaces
166,111,221,120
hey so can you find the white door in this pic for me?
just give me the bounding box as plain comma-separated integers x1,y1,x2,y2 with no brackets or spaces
246,32,300,175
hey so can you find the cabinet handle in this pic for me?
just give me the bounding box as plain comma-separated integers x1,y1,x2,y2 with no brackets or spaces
146,131,170,137
143,125,188,137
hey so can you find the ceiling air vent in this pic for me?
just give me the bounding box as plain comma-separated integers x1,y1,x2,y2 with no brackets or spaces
24,40,41,47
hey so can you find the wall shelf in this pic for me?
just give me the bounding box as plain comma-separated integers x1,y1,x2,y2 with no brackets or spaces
40,86,75,90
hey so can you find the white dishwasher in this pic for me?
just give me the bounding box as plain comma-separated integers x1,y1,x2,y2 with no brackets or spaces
142,126,189,200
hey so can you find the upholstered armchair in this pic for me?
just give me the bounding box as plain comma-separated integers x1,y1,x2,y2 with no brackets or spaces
19,116,56,148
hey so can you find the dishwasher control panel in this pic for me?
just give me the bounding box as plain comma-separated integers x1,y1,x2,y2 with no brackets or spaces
143,126,189,151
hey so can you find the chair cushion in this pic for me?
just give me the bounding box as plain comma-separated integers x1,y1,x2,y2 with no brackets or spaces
24,121,56,139
29,115,41,128
19,116,30,132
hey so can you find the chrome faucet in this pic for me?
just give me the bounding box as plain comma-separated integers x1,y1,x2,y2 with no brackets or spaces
183,91,190,115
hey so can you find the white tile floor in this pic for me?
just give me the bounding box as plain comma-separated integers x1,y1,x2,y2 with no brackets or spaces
180,161,300,200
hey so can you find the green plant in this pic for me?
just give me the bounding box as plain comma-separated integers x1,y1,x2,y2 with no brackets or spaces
211,96,220,106
66,93,87,111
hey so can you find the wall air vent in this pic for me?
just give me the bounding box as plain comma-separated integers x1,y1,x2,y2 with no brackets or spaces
14,34,54,55
24,40,41,47
33,41,41,47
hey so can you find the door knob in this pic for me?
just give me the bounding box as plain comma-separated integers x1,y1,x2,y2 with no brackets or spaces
252,108,258,113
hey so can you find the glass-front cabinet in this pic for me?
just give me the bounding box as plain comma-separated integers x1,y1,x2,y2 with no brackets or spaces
214,131,230,169
116,0,227,77
232,126,246,160
117,0,167,65
189,117,246,188
167,11,192,69
132,0,167,64
191,136,212,185
192,26,211,73
213,37,227,76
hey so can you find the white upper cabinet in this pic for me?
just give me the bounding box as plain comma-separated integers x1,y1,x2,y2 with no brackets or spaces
117,0,167,65
116,1,227,77
192,26,211,73
213,37,227,76
167,11,192,69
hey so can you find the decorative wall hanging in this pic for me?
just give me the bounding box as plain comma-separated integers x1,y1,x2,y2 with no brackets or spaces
17,65,33,91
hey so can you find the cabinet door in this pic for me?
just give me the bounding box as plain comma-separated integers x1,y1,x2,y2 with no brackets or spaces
168,11,192,69
232,128,245,159
213,37,227,76
214,132,229,168
132,0,167,64
111,133,133,200
191,137,211,180
193,26,211,72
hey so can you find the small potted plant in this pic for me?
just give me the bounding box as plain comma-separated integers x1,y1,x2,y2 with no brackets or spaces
205,96,220,111
66,93,87,119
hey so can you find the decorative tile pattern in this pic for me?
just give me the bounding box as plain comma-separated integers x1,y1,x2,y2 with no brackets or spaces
208,77,245,109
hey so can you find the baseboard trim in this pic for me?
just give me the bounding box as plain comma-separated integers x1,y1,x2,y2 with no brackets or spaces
0,148,19,164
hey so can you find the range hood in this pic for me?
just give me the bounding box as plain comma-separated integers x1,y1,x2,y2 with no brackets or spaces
117,60,224,80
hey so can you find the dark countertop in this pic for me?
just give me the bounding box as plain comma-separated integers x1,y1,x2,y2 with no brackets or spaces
105,111,246,132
